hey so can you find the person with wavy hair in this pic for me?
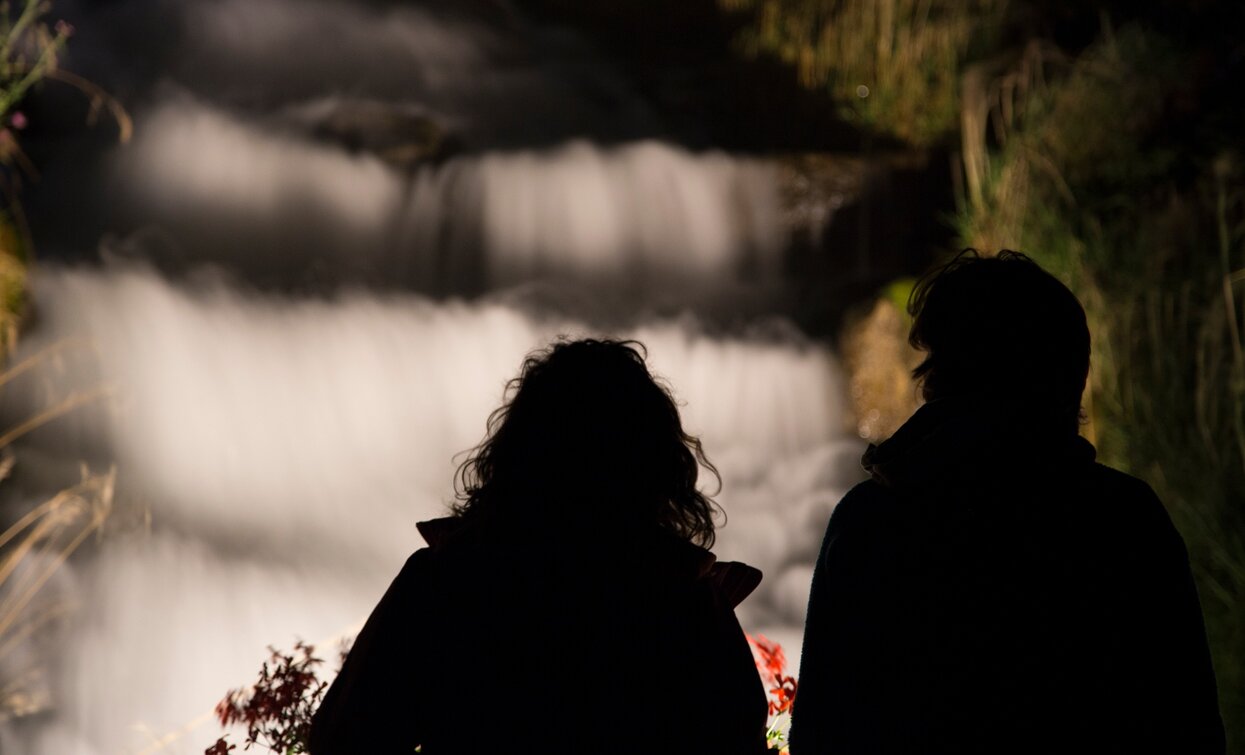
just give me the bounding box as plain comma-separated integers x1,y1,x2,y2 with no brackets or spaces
310,338,770,755
450,338,722,547
790,250,1225,753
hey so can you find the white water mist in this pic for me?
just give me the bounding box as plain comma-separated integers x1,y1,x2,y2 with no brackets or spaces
2,267,859,753
116,99,782,294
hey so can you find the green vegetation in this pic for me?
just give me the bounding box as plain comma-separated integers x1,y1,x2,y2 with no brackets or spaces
725,0,1245,746
0,0,74,351
958,27,1245,740
0,0,128,353
723,0,1003,147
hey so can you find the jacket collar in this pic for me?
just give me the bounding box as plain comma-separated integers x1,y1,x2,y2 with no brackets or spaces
862,396,1096,491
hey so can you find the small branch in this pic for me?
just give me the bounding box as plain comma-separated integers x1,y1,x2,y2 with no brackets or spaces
45,69,132,143
0,383,114,449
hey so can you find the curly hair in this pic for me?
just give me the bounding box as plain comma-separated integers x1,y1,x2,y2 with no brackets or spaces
908,249,1091,431
453,338,722,548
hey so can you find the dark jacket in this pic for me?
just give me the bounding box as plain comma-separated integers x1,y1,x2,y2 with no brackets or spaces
790,398,1225,754
310,514,770,755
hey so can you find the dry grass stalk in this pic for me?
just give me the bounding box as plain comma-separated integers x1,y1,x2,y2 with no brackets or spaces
0,342,116,721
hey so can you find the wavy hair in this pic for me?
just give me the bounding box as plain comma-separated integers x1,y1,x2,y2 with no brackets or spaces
453,338,722,548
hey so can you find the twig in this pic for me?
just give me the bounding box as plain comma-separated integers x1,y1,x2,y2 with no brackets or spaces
0,383,114,449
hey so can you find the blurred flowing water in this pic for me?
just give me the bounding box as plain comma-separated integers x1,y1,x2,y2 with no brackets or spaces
113,98,782,296
1,1,863,752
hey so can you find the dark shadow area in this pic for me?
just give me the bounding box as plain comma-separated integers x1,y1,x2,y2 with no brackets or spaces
788,152,958,339
510,0,871,153
791,253,1226,754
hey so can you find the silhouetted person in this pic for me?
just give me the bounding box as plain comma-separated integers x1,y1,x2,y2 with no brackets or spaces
790,251,1225,754
310,339,769,755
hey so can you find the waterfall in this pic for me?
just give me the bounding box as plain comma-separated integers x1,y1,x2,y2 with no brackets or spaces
1,0,863,752
4,267,858,753
113,98,782,294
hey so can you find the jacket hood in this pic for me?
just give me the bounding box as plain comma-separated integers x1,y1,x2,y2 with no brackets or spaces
416,515,762,608
862,396,1097,491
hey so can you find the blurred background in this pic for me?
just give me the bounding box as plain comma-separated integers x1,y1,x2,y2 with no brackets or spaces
0,0,1240,752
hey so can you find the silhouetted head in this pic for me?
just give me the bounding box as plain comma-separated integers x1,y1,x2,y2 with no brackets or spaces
454,338,721,547
908,250,1090,433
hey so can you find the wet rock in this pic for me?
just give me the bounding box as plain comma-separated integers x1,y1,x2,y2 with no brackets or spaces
285,98,454,168
774,153,868,249
776,150,957,337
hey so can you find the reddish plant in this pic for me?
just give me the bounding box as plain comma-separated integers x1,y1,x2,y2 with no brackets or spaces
210,634,795,753
206,640,347,755
747,633,799,716
204,738,235,755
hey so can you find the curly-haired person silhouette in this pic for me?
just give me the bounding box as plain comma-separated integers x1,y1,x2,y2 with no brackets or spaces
790,251,1225,754
310,339,770,755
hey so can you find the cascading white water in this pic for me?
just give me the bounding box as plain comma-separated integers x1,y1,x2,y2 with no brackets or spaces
1,1,864,752
4,267,859,754
114,98,782,293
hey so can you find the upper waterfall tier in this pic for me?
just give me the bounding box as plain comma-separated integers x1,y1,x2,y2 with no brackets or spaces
110,99,785,300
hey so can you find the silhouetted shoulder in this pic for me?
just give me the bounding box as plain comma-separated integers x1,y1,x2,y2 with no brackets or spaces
1075,460,1168,516
364,547,440,610
387,547,437,598
1085,461,1165,510
827,479,893,521
309,548,437,755
1079,462,1189,554
818,478,904,542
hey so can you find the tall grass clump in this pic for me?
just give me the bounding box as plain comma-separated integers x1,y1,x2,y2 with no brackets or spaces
0,342,115,721
721,0,1004,147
